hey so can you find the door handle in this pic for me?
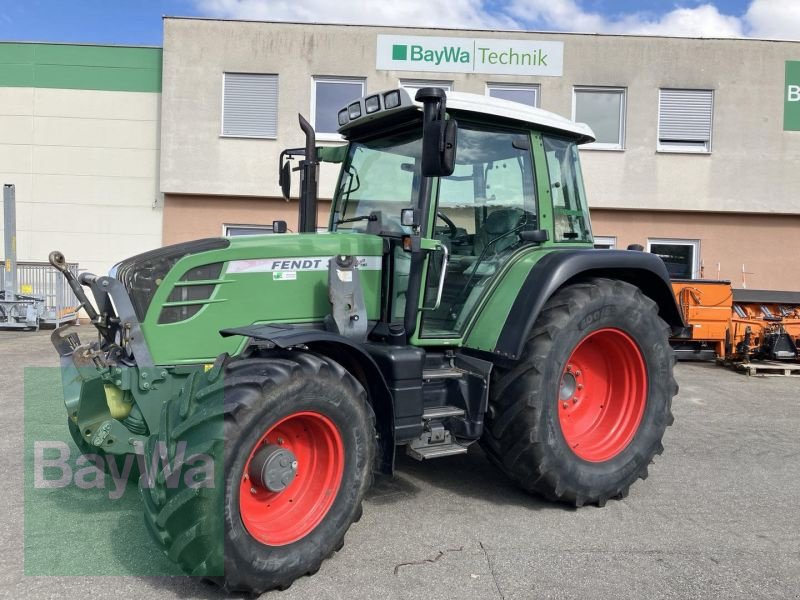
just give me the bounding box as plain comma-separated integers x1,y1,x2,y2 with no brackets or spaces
420,243,449,312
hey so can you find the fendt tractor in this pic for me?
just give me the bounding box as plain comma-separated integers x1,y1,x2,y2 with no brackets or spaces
49,88,682,593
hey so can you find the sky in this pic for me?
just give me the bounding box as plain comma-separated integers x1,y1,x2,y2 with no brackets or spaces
0,0,798,46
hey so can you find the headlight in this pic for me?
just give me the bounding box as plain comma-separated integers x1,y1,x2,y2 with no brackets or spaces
384,90,401,109
365,95,380,114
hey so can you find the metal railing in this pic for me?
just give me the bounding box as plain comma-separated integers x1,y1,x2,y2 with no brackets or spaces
0,260,81,326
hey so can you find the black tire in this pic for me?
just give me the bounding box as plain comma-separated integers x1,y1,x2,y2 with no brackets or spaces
66,417,140,480
481,277,677,507
140,352,376,594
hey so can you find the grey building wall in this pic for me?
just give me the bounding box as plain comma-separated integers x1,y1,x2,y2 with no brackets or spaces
160,17,800,216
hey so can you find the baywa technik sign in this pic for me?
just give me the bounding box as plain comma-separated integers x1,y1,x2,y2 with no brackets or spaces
785,61,800,131
376,35,564,77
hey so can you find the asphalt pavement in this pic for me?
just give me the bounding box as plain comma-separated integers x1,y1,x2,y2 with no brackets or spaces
1,328,798,599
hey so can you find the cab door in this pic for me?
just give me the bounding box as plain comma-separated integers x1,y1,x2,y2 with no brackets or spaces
414,121,539,342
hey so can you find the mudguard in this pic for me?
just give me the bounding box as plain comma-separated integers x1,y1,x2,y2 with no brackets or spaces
494,249,685,361
220,323,396,472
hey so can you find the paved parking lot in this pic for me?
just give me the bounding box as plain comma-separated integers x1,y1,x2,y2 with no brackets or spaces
1,328,798,599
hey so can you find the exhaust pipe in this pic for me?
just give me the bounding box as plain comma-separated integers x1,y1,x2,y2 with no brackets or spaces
297,114,319,233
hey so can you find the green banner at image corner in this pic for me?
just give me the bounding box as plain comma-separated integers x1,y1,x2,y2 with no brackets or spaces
784,61,800,131
23,367,185,576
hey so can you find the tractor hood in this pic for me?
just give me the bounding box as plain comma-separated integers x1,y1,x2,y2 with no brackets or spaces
118,232,385,365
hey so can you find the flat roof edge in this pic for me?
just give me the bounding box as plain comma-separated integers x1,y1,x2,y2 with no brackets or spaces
0,40,162,50
161,15,800,44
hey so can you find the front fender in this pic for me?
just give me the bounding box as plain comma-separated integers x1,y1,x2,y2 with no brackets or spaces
220,324,396,473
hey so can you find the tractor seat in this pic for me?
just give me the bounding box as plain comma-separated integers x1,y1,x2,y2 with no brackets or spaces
473,208,525,256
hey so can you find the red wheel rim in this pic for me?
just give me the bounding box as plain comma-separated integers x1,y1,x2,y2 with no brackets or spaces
557,328,647,462
239,411,345,546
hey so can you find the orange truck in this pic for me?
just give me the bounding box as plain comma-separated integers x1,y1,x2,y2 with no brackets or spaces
670,279,800,362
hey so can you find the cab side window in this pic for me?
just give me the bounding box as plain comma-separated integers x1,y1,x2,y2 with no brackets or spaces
543,136,592,243
435,125,536,256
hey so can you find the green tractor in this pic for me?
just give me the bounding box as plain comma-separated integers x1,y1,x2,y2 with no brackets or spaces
49,87,681,593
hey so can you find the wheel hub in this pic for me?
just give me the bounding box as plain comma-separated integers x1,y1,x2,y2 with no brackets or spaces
249,444,298,493
559,369,578,401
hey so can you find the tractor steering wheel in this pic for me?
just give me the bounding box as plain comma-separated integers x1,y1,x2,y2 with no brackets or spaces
436,211,458,239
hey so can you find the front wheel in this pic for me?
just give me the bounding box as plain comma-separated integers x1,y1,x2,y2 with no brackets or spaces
481,278,677,507
140,352,376,594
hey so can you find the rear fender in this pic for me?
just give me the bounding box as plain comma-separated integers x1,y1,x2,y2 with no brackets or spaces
493,249,685,361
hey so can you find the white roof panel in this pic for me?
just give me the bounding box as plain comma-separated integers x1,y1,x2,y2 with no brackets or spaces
338,88,595,143
445,91,595,143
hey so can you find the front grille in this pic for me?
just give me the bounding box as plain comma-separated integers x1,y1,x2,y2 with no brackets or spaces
114,239,229,321
158,262,224,325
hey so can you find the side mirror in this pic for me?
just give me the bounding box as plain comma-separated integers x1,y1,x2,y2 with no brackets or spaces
400,208,419,227
279,160,291,200
421,118,457,177
416,87,457,178
520,229,549,244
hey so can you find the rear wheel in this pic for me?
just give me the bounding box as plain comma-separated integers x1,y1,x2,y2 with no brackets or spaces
140,352,375,594
481,278,677,506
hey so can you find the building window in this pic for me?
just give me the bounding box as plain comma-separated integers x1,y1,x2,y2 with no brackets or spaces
648,239,700,279
312,77,365,139
224,224,275,236
658,89,713,153
399,79,452,99
221,73,278,138
572,87,626,150
487,83,539,107
593,236,617,249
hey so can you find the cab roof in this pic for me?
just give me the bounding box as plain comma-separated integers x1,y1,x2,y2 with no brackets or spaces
337,88,595,144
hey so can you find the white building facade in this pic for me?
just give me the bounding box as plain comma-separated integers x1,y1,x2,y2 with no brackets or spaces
159,17,800,290
0,42,163,277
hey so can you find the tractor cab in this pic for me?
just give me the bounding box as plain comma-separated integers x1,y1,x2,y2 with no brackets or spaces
281,87,597,344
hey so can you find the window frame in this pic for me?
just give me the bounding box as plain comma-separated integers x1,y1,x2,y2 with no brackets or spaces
657,88,714,154
647,238,701,279
311,76,366,142
593,236,617,249
223,223,275,236
571,86,627,151
220,72,279,140
485,82,540,108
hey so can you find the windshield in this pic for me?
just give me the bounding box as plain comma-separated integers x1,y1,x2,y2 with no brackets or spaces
331,129,422,232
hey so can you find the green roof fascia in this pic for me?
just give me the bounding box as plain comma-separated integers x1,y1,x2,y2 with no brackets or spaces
0,42,162,93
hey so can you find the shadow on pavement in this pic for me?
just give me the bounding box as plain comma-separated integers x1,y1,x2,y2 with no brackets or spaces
369,444,571,513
